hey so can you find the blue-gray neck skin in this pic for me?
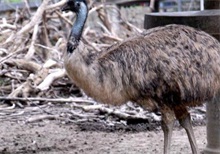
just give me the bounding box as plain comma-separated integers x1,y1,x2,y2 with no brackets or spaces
67,3,88,53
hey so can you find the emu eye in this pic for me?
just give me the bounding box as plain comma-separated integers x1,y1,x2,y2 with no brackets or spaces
76,2,80,7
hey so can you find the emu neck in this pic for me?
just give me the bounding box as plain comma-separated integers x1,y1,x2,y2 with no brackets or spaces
68,4,88,53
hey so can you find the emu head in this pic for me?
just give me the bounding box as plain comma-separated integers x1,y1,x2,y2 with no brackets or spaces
62,0,87,13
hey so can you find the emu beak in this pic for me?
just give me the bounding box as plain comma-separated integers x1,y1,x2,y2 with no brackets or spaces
61,2,70,12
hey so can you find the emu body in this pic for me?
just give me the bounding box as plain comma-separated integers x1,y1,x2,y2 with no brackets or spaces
65,25,220,109
62,0,220,153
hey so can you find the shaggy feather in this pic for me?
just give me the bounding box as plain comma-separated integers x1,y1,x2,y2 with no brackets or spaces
65,25,220,110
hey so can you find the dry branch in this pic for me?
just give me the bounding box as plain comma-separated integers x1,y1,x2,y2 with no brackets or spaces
3,0,50,46
81,104,149,120
46,0,66,10
26,114,61,123
0,18,16,30
43,59,58,68
25,24,39,59
37,69,66,91
17,0,50,35
55,10,73,26
0,104,16,111
6,59,41,73
0,97,96,105
0,47,28,64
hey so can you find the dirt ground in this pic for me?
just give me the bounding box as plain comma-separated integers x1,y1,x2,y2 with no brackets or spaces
0,105,207,154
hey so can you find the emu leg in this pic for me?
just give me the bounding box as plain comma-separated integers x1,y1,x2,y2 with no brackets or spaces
174,107,199,154
161,107,175,154
179,114,199,154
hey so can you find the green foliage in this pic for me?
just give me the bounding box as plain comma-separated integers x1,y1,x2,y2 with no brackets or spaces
3,0,24,3
0,77,4,86
0,77,10,88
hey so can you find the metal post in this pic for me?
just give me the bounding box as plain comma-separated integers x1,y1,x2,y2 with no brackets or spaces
204,95,220,154
203,1,220,154
200,0,204,10
177,0,182,11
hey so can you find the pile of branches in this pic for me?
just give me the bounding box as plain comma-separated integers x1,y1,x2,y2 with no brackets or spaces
0,0,155,125
0,0,142,100
0,0,206,128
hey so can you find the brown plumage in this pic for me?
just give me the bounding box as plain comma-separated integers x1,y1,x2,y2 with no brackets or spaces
62,0,220,154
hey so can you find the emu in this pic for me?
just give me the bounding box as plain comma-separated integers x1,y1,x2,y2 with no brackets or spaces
61,0,220,153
